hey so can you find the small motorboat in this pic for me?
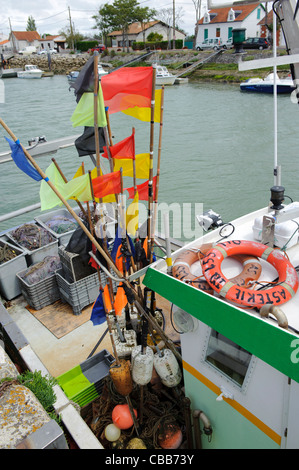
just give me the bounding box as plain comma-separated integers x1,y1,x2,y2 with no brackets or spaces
17,64,43,79
240,72,295,94
155,65,176,86
67,64,108,83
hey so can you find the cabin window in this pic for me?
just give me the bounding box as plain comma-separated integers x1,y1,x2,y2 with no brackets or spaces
216,28,220,38
205,330,252,387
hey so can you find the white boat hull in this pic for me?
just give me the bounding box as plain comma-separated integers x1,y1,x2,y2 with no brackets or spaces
17,71,43,79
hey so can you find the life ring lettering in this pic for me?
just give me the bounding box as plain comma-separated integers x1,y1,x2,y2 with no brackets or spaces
202,240,298,308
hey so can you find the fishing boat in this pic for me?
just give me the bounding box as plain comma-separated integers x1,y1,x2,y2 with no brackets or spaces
17,64,44,79
67,65,108,84
240,72,296,94
1,0,299,452
142,0,299,450
155,65,176,86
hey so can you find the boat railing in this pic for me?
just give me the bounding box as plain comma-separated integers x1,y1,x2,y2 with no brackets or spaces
0,135,79,227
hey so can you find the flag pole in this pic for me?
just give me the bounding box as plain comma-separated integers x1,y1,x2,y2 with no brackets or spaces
151,85,165,256
147,66,156,261
93,51,101,177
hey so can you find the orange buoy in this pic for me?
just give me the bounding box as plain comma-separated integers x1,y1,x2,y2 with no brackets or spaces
158,421,183,449
109,359,133,396
112,404,138,430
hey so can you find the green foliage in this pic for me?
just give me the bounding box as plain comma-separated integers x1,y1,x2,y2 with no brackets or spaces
17,370,57,413
76,40,98,52
26,16,36,32
147,32,163,42
132,39,183,50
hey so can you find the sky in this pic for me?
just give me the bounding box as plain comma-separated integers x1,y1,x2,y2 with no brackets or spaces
0,0,210,39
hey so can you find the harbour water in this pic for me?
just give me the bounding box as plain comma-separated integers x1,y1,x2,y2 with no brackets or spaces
0,74,299,240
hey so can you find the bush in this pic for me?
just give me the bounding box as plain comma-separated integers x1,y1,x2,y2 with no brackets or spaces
76,40,98,52
132,39,184,51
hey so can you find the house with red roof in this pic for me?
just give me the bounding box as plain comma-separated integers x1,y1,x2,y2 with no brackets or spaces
196,3,265,45
9,31,41,53
108,20,185,48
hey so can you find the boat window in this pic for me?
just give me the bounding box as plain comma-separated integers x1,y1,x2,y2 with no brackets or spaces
205,330,252,387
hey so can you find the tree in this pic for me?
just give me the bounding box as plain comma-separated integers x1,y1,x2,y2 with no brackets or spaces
93,0,155,51
58,26,84,49
135,6,157,43
157,7,184,48
191,0,203,48
26,16,36,31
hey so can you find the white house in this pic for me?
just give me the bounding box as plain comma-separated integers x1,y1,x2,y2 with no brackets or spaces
108,20,185,48
196,3,265,44
9,31,41,53
38,35,66,52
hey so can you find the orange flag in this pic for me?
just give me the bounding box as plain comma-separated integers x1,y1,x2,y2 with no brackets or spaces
101,67,153,114
92,170,121,199
103,129,135,160
114,284,127,316
103,285,112,312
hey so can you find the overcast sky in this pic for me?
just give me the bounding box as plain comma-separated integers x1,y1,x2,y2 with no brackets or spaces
0,0,210,39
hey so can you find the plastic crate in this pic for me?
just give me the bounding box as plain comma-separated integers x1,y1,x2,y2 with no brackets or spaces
0,240,27,300
17,268,60,310
6,222,58,264
58,245,95,283
57,349,115,407
35,208,80,246
56,269,100,315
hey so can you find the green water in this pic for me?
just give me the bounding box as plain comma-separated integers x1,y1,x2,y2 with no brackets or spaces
0,74,299,237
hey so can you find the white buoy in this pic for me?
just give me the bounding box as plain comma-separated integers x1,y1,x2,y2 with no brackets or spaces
131,345,154,386
153,349,182,388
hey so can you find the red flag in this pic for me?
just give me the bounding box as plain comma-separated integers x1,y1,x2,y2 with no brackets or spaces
92,171,121,198
103,129,135,160
101,67,153,114
126,176,157,201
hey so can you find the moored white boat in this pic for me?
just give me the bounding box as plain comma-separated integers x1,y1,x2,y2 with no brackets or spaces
17,64,43,79
155,65,176,86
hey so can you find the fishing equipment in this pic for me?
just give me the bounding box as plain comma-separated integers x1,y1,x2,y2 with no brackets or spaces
131,345,154,386
202,240,299,308
153,348,182,388
157,420,183,449
112,404,137,429
126,438,147,449
10,223,54,251
104,423,121,441
19,256,61,285
173,244,262,293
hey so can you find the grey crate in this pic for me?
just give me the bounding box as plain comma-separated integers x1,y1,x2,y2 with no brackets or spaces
35,208,80,246
0,240,27,300
58,246,95,283
56,269,100,315
6,223,58,264
17,268,60,310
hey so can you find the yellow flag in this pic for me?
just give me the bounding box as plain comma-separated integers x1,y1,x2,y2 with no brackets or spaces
121,89,162,123
72,166,84,179
126,192,139,236
113,153,150,179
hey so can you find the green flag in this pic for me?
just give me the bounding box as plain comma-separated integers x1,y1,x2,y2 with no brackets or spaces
71,85,107,127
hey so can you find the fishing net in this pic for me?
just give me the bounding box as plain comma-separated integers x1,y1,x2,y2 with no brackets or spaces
0,243,18,264
19,256,61,285
84,376,185,450
10,223,54,251
44,215,77,234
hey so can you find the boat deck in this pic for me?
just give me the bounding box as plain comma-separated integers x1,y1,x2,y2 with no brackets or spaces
3,284,179,379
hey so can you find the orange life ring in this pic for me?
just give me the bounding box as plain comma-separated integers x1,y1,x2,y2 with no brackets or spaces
202,240,299,308
172,243,262,295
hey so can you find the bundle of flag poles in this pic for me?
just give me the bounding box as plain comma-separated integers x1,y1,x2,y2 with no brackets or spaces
0,57,181,413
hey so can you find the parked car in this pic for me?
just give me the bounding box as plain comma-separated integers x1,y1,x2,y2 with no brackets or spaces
38,49,57,55
242,38,270,50
221,38,233,49
196,38,222,51
89,44,106,53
